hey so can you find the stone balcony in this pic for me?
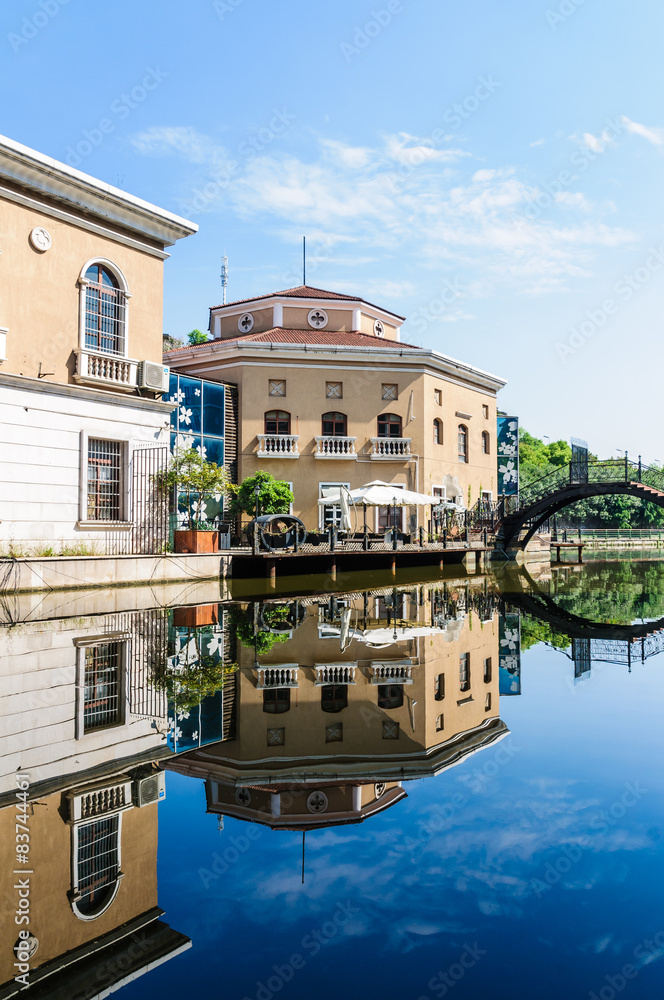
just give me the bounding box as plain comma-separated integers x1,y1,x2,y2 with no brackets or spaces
314,436,357,459
370,660,414,684
257,434,300,458
314,663,357,685
370,437,412,460
257,664,299,688
74,348,138,391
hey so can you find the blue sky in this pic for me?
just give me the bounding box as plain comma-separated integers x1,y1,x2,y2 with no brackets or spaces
3,0,664,459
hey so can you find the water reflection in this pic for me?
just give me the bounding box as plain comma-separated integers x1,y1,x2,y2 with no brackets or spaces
2,560,664,997
167,583,508,832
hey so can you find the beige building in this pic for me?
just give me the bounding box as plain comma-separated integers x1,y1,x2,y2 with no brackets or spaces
0,605,190,997
0,134,196,553
167,580,509,830
164,285,506,530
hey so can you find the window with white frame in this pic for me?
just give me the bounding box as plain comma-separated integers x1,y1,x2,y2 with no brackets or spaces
73,816,121,918
75,636,128,739
81,262,128,357
87,439,123,521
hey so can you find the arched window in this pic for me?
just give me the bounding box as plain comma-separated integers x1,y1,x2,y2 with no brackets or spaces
264,410,291,434
82,262,127,357
263,688,291,714
377,685,404,709
322,411,347,436
321,684,348,713
482,431,490,455
433,419,443,445
458,424,468,463
72,816,121,920
378,413,402,438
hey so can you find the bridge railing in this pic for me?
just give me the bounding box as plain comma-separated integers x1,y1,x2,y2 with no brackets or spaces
500,457,664,517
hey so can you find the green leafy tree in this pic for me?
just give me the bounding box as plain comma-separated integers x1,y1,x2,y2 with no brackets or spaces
188,329,209,345
229,471,294,520
156,449,231,528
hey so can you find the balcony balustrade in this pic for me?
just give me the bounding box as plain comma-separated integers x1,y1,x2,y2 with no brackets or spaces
314,663,357,686
257,664,299,688
257,434,300,458
74,348,138,391
370,660,414,684
370,437,412,460
314,436,357,459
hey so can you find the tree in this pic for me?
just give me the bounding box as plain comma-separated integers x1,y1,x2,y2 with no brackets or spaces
163,333,184,351
228,471,294,520
188,329,209,345
156,449,231,528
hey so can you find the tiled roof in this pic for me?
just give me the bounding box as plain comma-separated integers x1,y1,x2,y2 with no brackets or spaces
210,284,406,320
164,327,421,355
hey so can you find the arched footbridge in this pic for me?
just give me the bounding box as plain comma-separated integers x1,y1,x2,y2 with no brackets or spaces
473,457,664,550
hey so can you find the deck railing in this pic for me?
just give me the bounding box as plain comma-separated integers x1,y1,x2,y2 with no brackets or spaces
370,437,412,459
315,436,357,459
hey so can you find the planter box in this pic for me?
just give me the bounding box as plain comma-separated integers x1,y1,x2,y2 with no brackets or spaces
173,603,219,627
174,530,220,554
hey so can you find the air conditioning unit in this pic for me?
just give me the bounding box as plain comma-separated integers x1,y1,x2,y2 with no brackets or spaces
137,361,170,393
133,771,166,807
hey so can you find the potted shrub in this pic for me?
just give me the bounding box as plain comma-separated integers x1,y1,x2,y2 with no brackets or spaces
156,448,232,553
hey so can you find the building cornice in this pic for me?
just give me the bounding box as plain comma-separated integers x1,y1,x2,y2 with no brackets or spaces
165,339,507,393
0,371,174,412
0,133,197,248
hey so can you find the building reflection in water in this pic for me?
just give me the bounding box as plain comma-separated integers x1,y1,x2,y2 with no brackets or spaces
166,580,510,832
0,608,190,999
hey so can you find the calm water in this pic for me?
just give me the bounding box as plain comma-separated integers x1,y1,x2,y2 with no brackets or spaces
2,557,664,999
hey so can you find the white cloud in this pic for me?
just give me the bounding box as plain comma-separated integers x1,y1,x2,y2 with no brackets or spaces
621,115,664,146
131,126,634,296
530,138,546,147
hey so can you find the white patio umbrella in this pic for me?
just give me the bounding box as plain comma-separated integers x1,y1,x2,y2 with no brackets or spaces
317,480,438,507
318,480,438,535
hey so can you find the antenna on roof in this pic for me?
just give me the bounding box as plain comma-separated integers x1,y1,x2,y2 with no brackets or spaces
303,237,306,286
220,255,228,305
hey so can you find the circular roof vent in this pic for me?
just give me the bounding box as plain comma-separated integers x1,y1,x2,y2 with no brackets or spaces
373,320,384,337
238,313,254,333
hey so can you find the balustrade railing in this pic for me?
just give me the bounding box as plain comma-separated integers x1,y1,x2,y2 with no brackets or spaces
370,437,412,459
315,436,357,459
257,664,299,688
370,660,414,684
74,348,137,390
257,434,300,458
314,663,357,685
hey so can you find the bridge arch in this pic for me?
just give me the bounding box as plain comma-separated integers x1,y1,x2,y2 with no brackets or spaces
500,478,664,550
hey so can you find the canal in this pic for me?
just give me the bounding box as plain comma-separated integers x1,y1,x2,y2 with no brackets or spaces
2,555,664,999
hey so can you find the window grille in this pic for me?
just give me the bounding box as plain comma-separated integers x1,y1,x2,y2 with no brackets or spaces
325,723,343,743
84,265,125,356
382,383,398,400
83,643,122,731
76,816,120,916
326,382,342,399
269,380,286,397
87,439,122,521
